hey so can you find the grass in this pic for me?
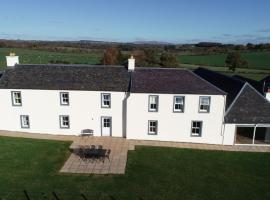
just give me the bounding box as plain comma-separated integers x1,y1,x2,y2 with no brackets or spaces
179,63,270,81
178,51,270,70
0,136,270,200
0,48,102,68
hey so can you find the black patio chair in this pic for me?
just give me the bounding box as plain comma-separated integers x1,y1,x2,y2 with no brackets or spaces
78,147,86,161
103,149,111,162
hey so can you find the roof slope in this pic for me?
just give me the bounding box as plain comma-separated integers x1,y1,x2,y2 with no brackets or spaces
233,75,263,93
225,83,270,124
130,68,226,94
194,68,245,107
0,64,131,91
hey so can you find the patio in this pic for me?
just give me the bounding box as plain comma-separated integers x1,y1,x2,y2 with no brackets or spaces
60,136,130,174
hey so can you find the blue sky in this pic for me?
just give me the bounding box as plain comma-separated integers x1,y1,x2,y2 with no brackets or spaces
0,0,270,43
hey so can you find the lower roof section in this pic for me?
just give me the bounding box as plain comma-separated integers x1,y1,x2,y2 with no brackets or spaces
225,83,270,124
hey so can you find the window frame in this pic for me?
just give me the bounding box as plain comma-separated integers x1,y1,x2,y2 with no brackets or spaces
148,120,158,135
191,121,203,137
148,95,159,112
101,93,111,108
60,92,69,106
11,91,22,106
173,96,185,113
199,96,211,113
59,115,70,129
20,115,30,129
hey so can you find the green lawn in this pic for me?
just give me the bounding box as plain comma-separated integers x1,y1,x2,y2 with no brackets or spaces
0,136,270,200
0,48,102,68
178,51,270,70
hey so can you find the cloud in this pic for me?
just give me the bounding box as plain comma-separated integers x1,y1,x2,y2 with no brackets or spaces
256,28,270,33
49,20,65,24
222,34,232,37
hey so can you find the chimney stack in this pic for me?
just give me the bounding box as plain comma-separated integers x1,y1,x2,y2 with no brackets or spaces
128,55,135,71
266,88,270,102
6,52,19,68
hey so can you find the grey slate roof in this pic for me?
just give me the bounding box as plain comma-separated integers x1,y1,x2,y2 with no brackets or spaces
0,65,226,95
233,75,264,94
194,68,245,108
0,64,131,92
225,83,270,124
130,68,226,94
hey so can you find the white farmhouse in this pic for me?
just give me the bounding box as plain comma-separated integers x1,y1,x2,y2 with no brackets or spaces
0,54,270,146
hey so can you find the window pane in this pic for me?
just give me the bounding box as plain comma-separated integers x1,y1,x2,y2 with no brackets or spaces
102,94,111,107
150,96,157,104
149,96,158,111
21,115,29,128
149,121,157,134
13,92,22,105
191,121,202,136
61,116,69,128
199,97,210,112
175,97,183,104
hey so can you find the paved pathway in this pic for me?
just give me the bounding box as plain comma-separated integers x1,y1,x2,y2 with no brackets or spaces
1,130,270,175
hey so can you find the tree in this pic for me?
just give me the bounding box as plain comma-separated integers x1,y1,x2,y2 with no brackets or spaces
144,49,159,67
160,53,179,68
102,47,122,65
225,52,248,72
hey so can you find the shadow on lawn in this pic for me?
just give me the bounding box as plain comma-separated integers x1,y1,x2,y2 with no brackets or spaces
23,189,145,200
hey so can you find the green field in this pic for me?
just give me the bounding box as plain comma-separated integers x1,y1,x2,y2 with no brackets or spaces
0,136,270,200
0,48,102,68
179,51,270,70
179,63,270,80
1,48,269,81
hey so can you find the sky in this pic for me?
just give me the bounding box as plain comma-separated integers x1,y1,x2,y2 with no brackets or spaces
0,0,270,44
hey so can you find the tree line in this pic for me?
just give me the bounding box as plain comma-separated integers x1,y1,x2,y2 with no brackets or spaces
102,47,250,72
1,39,270,55
102,47,179,68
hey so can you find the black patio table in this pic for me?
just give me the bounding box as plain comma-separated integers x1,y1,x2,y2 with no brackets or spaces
84,148,107,159
73,146,107,161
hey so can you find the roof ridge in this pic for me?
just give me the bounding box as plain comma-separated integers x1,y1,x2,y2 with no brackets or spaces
197,67,246,84
188,69,227,95
136,67,188,70
245,82,270,103
16,64,125,68
224,82,249,116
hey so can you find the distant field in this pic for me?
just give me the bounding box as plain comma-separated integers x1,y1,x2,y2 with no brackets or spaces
1,48,269,81
0,48,102,68
179,63,270,81
178,51,270,70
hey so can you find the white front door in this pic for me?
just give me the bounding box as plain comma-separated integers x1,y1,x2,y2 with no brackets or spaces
101,117,111,136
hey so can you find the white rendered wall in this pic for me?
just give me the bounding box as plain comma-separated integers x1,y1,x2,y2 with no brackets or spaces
266,93,270,102
222,124,236,145
126,93,226,145
0,89,126,136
